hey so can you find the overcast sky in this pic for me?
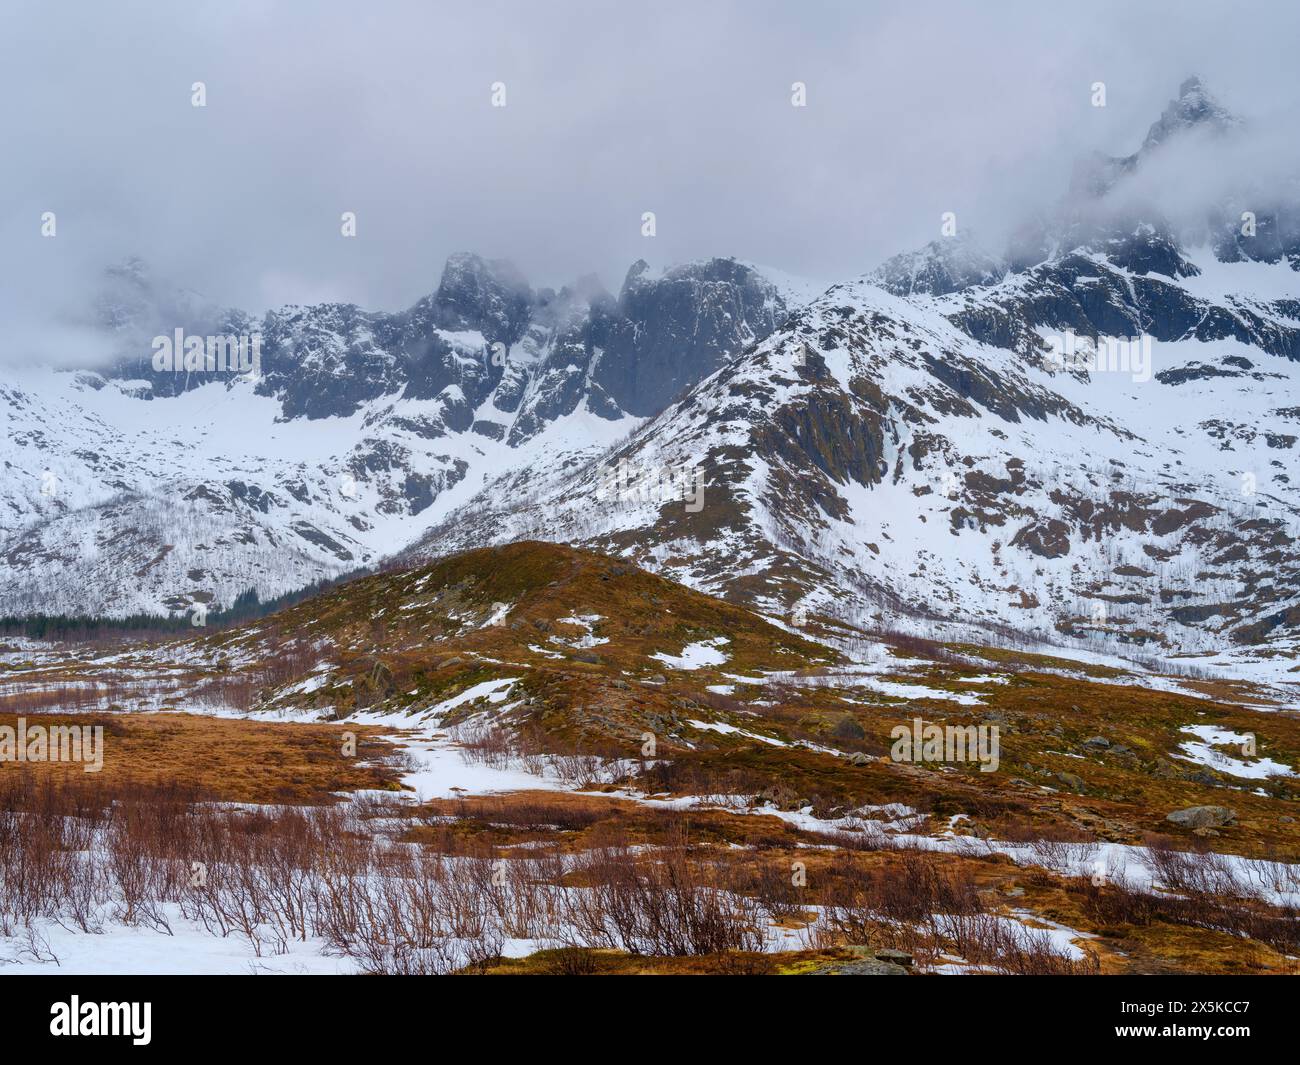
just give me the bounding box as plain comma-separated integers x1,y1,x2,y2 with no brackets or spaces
2,0,1297,334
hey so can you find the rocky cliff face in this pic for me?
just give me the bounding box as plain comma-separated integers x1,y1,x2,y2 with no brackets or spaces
94,252,790,427
591,258,788,415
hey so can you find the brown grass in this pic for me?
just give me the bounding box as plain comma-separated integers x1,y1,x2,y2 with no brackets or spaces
0,712,401,803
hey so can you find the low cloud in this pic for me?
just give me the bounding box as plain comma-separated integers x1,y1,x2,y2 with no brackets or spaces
1,0,1297,366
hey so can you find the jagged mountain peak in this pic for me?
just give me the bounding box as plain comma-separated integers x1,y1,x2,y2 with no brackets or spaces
621,258,652,291
94,254,225,335
619,256,775,296
1,249,814,616
1141,75,1241,154
431,251,533,347
1071,77,1244,202
870,232,1007,297
437,250,530,289
873,75,1255,296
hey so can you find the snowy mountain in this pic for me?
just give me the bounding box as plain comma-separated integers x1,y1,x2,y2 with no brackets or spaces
398,78,1300,682
4,77,1299,686
1,255,801,616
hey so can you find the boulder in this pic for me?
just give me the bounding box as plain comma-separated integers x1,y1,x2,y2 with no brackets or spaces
1056,771,1086,794
1165,805,1235,829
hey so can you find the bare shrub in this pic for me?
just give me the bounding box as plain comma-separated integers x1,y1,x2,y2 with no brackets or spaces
563,823,766,956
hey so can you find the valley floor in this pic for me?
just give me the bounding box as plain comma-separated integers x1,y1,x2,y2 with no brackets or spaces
2,544,1297,975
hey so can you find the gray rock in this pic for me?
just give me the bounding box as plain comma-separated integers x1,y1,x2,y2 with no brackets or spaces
1166,805,1235,829
1083,736,1111,749
1056,771,1086,794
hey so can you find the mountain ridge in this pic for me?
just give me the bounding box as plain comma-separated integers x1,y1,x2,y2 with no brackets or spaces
4,77,1300,693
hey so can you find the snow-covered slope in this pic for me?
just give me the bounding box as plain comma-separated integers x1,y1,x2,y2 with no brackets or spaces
405,257,1300,659
1,256,803,616
399,78,1300,678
